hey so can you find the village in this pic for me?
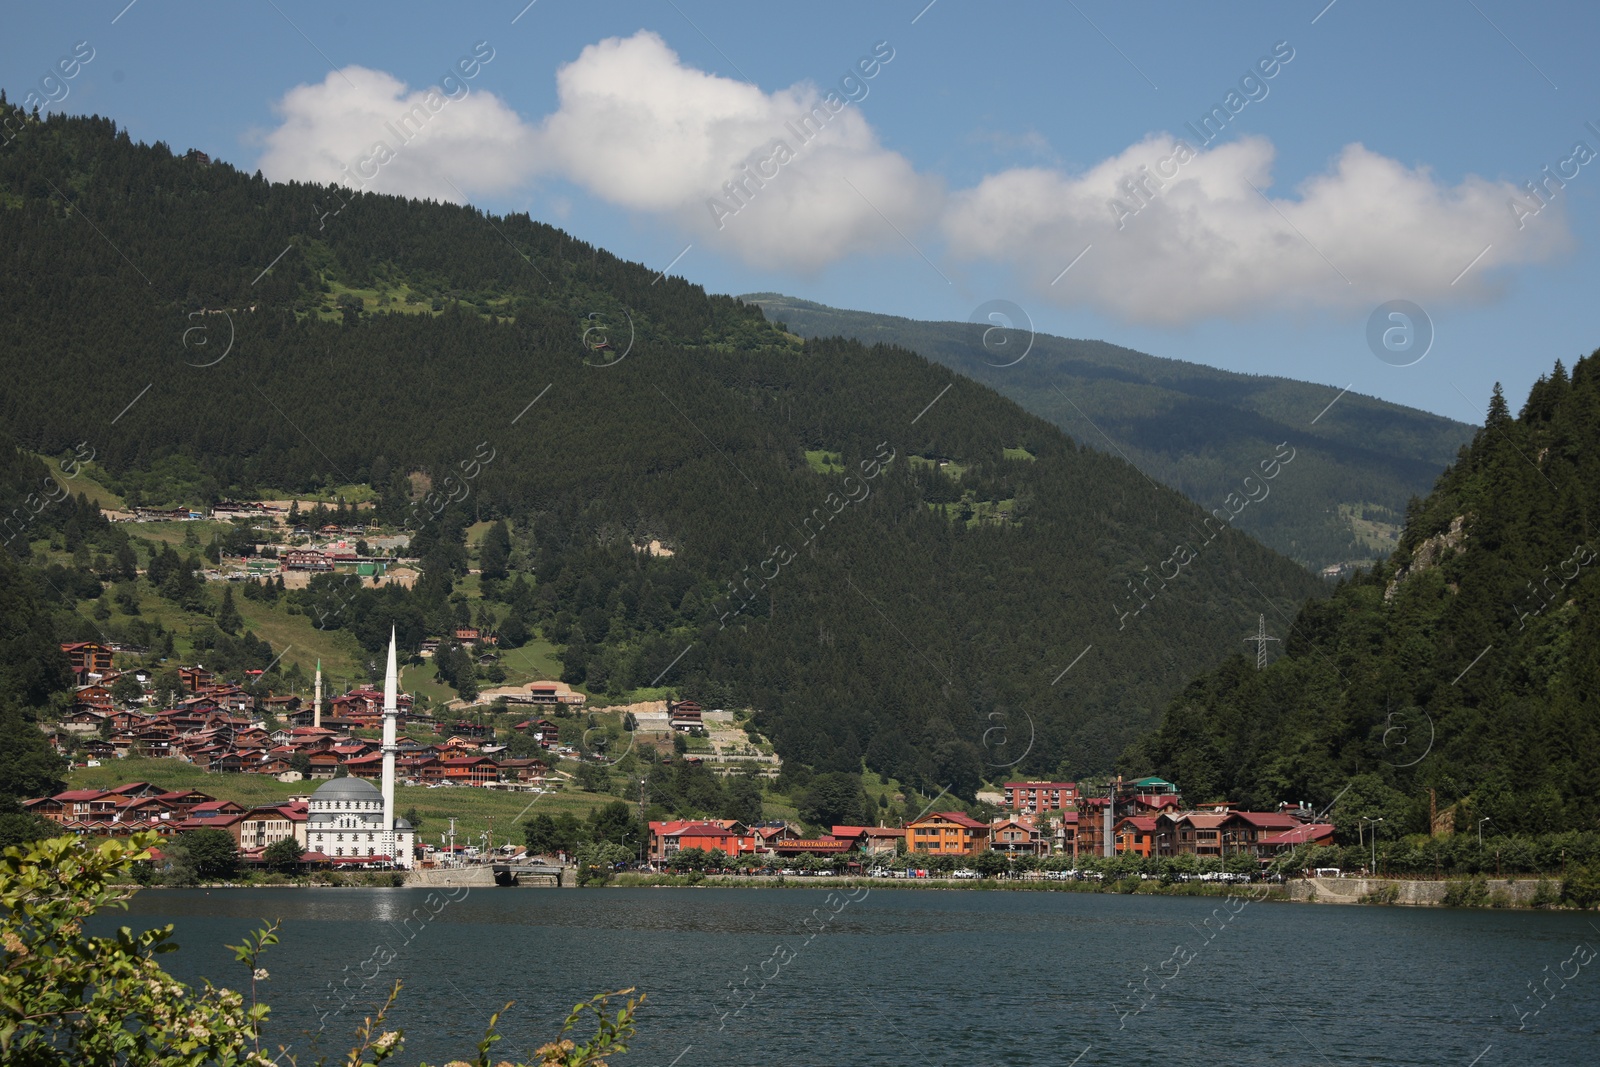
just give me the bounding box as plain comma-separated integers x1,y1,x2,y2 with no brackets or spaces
34,628,1338,877
40,592,1344,880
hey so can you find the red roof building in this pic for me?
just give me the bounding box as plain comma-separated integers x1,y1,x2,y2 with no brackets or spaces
1002,781,1078,814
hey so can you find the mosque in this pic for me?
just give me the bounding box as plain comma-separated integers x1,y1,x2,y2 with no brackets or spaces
305,629,415,867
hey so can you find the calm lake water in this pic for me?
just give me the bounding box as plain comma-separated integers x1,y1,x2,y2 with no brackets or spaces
107,886,1599,1066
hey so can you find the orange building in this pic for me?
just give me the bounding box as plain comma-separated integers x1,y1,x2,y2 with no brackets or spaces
439,755,499,785
651,820,760,862
1113,815,1158,857
905,811,991,855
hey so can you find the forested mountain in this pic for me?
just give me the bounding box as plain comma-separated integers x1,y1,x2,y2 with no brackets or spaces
0,108,1325,791
746,294,1476,571
1128,363,1600,834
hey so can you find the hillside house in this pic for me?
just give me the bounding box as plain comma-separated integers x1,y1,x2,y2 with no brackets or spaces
61,641,115,676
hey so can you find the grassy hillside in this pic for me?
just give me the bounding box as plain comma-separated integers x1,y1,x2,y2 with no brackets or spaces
747,293,1476,571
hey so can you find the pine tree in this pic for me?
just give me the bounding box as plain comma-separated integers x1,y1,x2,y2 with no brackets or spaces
479,520,510,581
215,586,241,635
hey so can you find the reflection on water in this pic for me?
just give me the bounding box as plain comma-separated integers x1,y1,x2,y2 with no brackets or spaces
105,886,1600,1067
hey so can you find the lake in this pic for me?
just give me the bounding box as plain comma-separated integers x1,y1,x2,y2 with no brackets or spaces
109,886,1600,1066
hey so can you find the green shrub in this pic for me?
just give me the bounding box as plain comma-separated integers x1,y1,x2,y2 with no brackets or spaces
0,833,267,1066
1562,861,1600,908
1443,877,1490,907
0,833,644,1066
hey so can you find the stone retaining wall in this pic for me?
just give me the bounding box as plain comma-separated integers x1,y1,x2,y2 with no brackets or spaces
1288,876,1547,905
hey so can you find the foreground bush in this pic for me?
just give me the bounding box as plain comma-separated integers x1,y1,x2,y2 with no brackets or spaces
0,832,641,1066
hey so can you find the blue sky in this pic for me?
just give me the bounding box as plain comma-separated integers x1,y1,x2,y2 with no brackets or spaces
8,0,1600,420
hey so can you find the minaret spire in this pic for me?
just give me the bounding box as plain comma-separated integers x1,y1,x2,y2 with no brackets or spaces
313,659,322,729
381,628,398,862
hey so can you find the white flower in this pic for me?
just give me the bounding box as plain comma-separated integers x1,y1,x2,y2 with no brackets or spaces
253,968,269,981
373,1030,400,1052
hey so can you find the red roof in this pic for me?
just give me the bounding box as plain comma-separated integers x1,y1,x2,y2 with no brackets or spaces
920,811,988,830
1260,823,1336,846
51,789,111,802
1232,811,1303,831
190,800,242,813
668,822,745,838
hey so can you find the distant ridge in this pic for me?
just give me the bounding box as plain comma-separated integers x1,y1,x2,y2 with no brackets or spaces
746,293,1477,571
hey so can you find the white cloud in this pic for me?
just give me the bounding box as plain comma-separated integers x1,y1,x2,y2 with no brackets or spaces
531,31,939,272
256,34,937,272
253,41,1569,323
256,66,536,203
943,135,1570,325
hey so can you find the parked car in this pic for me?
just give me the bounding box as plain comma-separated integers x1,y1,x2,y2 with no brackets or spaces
952,869,979,879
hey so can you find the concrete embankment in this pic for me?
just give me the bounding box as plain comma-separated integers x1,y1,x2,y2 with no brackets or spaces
402,867,498,889
1289,876,1548,905
403,865,575,888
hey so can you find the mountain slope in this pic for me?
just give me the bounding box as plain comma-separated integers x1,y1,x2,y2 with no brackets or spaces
0,109,1324,789
1129,363,1600,834
745,294,1476,571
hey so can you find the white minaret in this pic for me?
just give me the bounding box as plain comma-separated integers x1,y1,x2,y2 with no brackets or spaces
313,659,322,729
381,628,398,862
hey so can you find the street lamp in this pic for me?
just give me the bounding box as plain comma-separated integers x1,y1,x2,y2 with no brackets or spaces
1478,817,1491,849
1362,817,1384,874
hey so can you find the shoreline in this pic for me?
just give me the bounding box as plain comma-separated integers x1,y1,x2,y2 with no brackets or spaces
603,871,1577,909
126,871,1582,911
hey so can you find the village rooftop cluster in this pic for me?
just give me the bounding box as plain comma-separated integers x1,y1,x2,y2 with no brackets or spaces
52,640,581,788
646,779,1336,872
